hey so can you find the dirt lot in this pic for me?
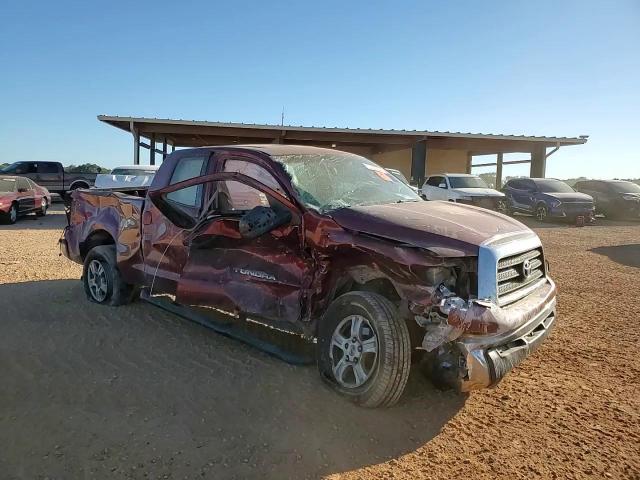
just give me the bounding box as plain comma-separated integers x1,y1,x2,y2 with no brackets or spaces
1,205,639,479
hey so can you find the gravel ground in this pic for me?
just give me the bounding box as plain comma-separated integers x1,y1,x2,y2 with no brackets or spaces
0,206,638,479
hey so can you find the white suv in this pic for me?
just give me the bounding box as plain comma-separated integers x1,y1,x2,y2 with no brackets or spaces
421,173,506,210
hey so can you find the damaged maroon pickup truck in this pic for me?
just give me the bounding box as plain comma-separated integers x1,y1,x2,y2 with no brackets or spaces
61,145,557,407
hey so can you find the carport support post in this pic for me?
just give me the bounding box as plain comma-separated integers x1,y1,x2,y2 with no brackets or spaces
162,139,167,161
133,130,140,165
530,144,547,178
496,153,504,188
150,133,156,166
411,141,427,186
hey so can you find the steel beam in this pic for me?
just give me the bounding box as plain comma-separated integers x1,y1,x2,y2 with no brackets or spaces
530,144,547,177
150,133,156,166
496,153,503,189
411,141,427,186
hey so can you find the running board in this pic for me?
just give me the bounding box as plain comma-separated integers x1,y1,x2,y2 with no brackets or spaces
140,289,315,365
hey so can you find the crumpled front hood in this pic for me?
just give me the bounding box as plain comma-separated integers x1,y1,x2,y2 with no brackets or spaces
452,187,505,197
330,200,532,257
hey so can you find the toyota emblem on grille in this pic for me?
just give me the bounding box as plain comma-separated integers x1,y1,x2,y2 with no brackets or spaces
522,259,532,278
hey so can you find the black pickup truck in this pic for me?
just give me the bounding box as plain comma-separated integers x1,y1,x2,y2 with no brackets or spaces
0,161,97,196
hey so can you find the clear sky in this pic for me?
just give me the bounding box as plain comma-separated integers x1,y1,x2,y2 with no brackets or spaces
1,0,638,179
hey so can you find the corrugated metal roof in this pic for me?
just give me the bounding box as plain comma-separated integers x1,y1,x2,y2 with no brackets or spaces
98,115,588,145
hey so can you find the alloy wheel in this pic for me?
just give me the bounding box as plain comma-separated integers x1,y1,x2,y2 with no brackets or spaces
10,205,17,223
330,315,378,388
536,205,547,221
87,259,108,302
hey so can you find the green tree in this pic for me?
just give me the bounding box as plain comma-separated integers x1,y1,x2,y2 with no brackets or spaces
65,163,109,173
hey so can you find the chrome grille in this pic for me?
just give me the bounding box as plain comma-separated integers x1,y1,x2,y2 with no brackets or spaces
497,248,545,300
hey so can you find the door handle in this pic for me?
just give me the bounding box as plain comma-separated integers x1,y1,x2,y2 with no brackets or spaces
142,211,153,225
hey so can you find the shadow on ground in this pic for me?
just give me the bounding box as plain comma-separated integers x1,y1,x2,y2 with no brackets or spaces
0,204,67,231
590,244,640,268
0,279,465,479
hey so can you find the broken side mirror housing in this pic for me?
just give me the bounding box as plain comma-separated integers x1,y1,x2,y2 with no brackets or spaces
239,206,280,239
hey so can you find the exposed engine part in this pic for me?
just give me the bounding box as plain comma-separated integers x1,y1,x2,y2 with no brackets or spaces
417,282,475,352
424,344,466,390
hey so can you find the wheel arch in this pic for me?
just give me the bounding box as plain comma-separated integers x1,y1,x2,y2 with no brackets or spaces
69,180,90,190
80,229,115,260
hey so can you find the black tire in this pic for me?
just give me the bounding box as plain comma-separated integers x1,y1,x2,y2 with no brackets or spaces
36,198,48,217
496,198,511,216
535,203,549,222
1,203,18,224
317,291,411,408
82,245,136,306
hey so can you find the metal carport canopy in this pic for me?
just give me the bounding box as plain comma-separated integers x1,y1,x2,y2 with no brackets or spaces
98,115,588,155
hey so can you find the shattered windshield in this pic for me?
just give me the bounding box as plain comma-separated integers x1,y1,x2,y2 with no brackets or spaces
273,152,420,212
0,178,17,193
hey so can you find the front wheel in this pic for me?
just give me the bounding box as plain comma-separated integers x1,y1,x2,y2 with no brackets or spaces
83,245,136,306
36,198,48,216
317,291,411,408
1,203,18,224
496,198,510,215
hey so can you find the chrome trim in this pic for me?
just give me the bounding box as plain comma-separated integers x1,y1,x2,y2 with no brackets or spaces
456,288,557,391
477,231,542,305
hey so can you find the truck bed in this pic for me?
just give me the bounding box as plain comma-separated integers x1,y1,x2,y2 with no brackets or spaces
62,189,146,281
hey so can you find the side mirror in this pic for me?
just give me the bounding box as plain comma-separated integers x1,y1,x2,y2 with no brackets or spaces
18,188,28,193
239,206,279,239
438,183,447,189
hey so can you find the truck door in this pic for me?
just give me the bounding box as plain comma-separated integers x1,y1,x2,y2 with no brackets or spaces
170,158,311,327
141,153,211,295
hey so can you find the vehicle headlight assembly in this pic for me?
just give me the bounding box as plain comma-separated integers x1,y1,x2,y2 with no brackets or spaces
622,194,639,201
550,199,562,208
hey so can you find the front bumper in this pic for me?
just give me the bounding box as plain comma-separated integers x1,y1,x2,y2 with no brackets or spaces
455,279,557,391
549,204,595,219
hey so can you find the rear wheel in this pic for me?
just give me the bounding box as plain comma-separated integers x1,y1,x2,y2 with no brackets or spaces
535,204,548,222
317,291,411,408
83,245,136,306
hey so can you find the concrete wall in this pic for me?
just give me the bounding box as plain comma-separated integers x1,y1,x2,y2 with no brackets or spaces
426,149,468,175
371,148,413,178
370,147,469,182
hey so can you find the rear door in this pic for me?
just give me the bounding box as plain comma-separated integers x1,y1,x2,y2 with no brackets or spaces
510,179,535,212
141,152,211,294
36,162,62,191
173,155,312,326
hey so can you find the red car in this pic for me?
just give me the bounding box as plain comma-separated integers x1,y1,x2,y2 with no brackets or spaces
0,175,52,224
